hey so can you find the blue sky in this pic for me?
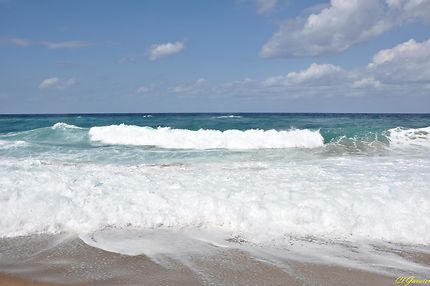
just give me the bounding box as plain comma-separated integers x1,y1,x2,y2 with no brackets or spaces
1,0,430,113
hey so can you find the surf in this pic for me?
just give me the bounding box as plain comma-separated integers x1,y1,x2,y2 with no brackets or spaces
88,124,325,149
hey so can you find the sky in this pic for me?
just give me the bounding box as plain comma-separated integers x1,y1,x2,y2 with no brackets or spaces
0,0,430,113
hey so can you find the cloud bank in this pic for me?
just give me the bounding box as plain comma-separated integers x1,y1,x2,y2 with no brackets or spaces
156,38,430,99
261,0,430,58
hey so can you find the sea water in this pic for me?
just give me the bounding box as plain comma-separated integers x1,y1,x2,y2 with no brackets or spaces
1,113,430,269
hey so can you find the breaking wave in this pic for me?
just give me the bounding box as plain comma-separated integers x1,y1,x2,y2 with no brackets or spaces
1,123,429,152
0,122,430,245
0,156,429,245
387,126,430,148
88,124,324,149
51,122,82,130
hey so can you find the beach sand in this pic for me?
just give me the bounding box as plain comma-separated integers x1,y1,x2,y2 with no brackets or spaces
0,234,427,286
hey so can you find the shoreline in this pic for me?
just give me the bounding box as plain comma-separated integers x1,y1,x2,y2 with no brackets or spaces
0,274,67,286
1,233,428,286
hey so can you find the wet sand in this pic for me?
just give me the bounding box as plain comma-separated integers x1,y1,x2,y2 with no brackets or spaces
0,273,65,286
0,234,427,286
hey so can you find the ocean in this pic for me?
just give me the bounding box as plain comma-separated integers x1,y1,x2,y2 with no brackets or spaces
1,113,430,278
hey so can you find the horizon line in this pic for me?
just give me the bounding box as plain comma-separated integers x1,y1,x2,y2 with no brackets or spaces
1,112,430,116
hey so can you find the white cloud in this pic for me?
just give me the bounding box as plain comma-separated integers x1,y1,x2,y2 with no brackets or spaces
352,77,381,88
367,38,430,83
218,78,256,92
127,38,430,100
159,38,430,99
261,75,288,87
263,63,342,86
136,86,150,94
169,78,206,93
261,0,430,58
148,41,185,61
287,63,342,83
302,3,331,15
387,0,430,22
39,77,75,90
41,40,93,49
369,38,430,67
257,0,277,14
7,38,93,49
212,38,430,97
9,38,31,46
39,78,59,89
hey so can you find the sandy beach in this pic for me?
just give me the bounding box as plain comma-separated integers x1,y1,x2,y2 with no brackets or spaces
1,234,428,286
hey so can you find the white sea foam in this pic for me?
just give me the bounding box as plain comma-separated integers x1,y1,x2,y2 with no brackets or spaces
214,115,242,119
2,119,430,276
79,229,430,275
388,126,430,148
52,122,81,129
88,124,324,149
0,155,429,245
0,139,28,149
80,229,225,258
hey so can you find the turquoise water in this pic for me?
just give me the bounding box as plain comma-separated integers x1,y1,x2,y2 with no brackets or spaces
0,113,430,245
1,113,429,161
1,113,429,135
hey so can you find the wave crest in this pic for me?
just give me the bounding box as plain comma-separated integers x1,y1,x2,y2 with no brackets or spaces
88,124,324,149
213,115,242,119
51,122,81,129
388,126,430,148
